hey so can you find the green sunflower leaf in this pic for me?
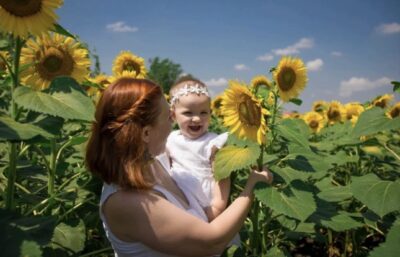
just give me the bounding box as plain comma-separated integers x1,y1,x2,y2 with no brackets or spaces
369,219,400,257
277,118,310,148
20,241,42,257
14,77,95,121
51,219,86,253
289,98,302,106
51,23,76,39
0,115,53,141
214,144,260,180
351,174,400,217
255,180,316,222
351,107,400,138
392,81,400,93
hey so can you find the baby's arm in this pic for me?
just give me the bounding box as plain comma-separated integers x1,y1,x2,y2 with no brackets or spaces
205,146,231,221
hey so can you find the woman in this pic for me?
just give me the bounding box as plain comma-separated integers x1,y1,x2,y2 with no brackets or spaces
86,78,273,257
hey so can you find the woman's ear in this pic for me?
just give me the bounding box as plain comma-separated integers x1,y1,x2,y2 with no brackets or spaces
142,125,151,143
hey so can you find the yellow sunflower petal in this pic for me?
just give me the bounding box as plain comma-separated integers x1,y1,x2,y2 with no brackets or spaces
0,0,63,38
273,56,308,102
20,33,91,90
221,80,268,144
112,50,147,78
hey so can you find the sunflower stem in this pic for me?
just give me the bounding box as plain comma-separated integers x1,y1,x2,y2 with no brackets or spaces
268,89,279,153
48,138,57,198
5,36,23,211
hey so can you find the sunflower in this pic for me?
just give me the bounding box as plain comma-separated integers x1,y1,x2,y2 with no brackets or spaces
112,51,147,79
87,73,111,96
0,50,10,73
273,56,307,102
210,94,224,117
282,111,301,119
326,101,344,125
221,81,269,144
266,91,276,106
312,100,328,113
0,0,63,38
20,33,91,90
387,102,400,119
371,94,394,109
251,75,271,91
302,111,325,133
344,102,364,125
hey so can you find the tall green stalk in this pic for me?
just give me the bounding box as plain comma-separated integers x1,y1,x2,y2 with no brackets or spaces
48,139,57,197
5,37,23,210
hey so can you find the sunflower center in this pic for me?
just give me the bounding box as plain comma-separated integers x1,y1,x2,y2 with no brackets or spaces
238,96,261,127
346,113,353,120
327,109,340,120
214,99,222,109
278,67,296,91
309,120,319,129
0,0,42,17
390,108,399,118
314,104,324,112
374,100,386,108
123,61,140,75
37,47,74,80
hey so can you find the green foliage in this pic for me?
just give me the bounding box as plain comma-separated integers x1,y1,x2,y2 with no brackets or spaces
289,98,302,106
51,24,76,39
351,107,400,138
392,81,400,93
51,219,86,253
277,118,310,148
0,115,52,140
351,173,400,218
255,181,316,222
369,219,400,257
214,144,260,180
13,77,95,121
316,178,353,202
147,57,183,93
21,240,42,257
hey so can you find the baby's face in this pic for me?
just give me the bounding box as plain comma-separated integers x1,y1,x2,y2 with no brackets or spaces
172,93,211,139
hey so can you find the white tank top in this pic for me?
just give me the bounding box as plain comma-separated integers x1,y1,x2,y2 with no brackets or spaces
99,156,208,257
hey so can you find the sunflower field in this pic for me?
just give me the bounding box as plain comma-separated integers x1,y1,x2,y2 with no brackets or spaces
1,2,400,257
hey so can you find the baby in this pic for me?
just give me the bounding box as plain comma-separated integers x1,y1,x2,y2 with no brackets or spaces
166,77,230,221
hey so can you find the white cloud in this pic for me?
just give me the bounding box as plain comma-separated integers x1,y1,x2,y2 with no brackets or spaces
376,22,400,34
331,51,342,57
306,58,323,71
339,77,392,97
106,21,138,32
256,53,274,62
205,77,228,87
272,38,314,55
234,64,249,71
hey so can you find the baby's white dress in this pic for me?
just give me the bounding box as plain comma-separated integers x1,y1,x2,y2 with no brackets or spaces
166,130,229,208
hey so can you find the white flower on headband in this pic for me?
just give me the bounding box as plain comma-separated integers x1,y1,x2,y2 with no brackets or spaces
170,84,209,106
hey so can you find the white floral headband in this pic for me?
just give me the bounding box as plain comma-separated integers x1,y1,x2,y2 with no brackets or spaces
170,83,210,106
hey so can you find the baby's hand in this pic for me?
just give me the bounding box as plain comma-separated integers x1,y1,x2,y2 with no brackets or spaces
209,146,219,163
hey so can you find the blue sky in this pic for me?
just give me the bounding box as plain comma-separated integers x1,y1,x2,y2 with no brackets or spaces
58,0,400,112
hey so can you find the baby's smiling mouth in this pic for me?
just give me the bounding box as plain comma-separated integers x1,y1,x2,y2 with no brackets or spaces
189,125,202,132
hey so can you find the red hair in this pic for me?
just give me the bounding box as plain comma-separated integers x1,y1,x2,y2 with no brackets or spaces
86,78,163,190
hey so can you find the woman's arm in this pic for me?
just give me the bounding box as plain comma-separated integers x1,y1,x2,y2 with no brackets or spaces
103,169,272,257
